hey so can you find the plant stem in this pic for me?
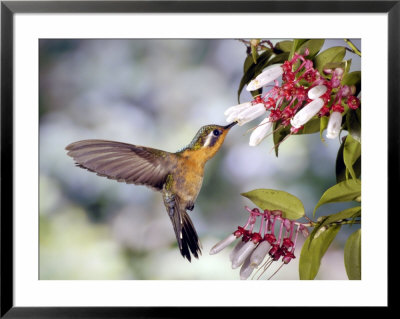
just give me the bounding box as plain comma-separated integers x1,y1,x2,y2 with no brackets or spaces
344,39,361,57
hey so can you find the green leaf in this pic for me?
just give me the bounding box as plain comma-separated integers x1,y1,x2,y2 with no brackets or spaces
297,39,325,58
299,117,321,135
251,44,258,63
272,122,290,157
345,59,352,75
241,189,305,220
243,54,254,73
336,137,346,183
342,71,361,96
314,46,346,75
308,206,360,244
344,229,361,280
342,71,361,86
275,40,293,53
313,179,361,216
345,108,361,143
237,49,273,102
299,225,341,279
320,116,329,142
267,51,290,65
343,134,361,180
320,206,361,228
289,39,309,60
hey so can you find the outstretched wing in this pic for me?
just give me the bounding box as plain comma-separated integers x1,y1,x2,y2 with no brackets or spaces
66,139,175,191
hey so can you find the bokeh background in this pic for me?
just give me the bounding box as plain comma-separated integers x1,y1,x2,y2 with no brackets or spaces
39,39,361,280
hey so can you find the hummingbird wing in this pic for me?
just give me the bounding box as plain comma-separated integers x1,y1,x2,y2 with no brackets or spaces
163,192,202,262
66,139,175,191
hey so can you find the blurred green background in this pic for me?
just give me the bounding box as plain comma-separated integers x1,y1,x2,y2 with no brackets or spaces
39,39,361,280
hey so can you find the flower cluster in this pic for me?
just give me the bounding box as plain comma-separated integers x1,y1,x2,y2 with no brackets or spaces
209,207,310,280
225,48,361,145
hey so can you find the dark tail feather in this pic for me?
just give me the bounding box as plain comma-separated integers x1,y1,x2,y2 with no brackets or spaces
164,194,202,262
181,211,202,260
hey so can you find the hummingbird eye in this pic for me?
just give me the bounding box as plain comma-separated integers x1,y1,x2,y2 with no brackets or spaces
213,129,221,137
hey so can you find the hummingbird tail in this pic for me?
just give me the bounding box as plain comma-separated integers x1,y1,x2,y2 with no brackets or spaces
164,194,202,262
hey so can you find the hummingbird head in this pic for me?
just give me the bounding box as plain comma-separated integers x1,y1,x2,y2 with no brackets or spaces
180,121,237,160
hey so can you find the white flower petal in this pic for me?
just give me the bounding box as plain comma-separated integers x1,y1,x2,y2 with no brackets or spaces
250,241,271,267
236,103,266,126
229,240,245,262
290,98,324,128
308,85,327,100
224,102,252,116
326,111,342,139
246,64,283,91
249,116,272,146
232,241,257,269
209,234,237,255
240,256,255,280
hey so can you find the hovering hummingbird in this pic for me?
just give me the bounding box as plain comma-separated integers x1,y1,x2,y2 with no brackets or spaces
65,121,237,261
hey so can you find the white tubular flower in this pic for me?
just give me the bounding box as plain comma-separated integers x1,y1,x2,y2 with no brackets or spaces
326,111,342,139
246,64,283,91
209,234,237,255
290,98,324,129
308,85,327,100
250,241,271,267
235,103,266,126
240,257,254,280
224,102,252,118
229,240,245,262
231,241,257,269
249,116,272,146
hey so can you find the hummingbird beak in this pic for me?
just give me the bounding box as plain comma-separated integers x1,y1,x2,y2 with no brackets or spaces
224,121,238,130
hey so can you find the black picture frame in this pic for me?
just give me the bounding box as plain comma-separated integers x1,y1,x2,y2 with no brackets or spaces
1,1,396,317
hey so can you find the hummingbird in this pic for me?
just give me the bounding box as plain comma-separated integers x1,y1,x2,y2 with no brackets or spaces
65,121,237,262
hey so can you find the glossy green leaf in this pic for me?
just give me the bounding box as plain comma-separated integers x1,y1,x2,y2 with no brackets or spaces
342,71,361,95
299,118,321,134
289,39,309,60
336,137,346,183
241,189,305,220
320,116,329,142
299,225,341,279
345,108,361,143
342,71,361,86
320,206,361,228
344,229,361,280
322,61,346,70
237,49,273,101
313,179,361,216
267,51,290,65
314,46,346,75
243,54,254,73
251,44,258,63
293,39,325,60
272,123,290,157
308,206,360,245
345,59,352,74
275,40,293,53
343,134,361,180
